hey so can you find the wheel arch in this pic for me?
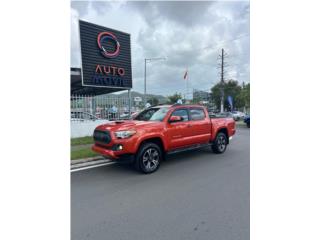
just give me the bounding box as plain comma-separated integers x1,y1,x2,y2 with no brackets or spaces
136,136,166,154
216,127,229,144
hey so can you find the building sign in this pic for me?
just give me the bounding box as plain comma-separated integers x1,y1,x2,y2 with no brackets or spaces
79,20,132,89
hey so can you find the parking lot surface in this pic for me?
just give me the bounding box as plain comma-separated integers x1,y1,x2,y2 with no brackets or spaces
71,127,250,240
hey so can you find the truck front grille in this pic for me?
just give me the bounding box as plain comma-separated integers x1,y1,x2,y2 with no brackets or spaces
93,130,111,144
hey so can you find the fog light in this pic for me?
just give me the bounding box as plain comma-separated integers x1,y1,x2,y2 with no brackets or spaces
118,144,123,150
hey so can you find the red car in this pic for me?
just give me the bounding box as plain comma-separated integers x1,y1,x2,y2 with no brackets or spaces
92,104,236,173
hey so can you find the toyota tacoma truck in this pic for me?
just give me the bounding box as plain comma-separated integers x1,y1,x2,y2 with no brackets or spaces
92,104,236,174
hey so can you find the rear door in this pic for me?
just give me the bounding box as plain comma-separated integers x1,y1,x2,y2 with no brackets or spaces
166,108,192,150
187,107,211,144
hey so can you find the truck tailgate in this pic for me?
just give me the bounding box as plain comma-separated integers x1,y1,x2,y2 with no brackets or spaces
210,117,236,140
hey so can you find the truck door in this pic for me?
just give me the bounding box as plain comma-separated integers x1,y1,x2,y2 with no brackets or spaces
166,108,192,150
188,107,211,144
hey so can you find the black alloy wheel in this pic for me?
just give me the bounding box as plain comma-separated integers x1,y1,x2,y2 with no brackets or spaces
135,142,162,173
212,132,228,154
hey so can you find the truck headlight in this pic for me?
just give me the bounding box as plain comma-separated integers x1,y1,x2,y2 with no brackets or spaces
114,130,136,139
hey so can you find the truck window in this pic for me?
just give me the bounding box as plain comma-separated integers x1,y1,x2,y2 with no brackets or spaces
171,109,189,121
190,108,205,121
135,107,169,121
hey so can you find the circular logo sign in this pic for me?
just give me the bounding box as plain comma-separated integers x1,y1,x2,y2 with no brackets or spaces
97,32,120,58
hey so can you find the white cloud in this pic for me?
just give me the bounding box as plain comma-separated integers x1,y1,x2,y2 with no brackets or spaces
70,8,80,67
71,1,250,96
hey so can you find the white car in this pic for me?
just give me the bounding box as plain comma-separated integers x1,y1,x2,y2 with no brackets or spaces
231,111,246,121
71,111,102,122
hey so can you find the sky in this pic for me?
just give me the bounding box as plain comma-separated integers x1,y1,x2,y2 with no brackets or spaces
71,0,250,97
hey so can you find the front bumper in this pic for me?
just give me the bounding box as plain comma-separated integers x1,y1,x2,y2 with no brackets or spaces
92,144,135,164
92,144,119,159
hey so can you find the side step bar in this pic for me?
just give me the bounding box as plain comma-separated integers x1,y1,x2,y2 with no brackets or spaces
166,143,212,155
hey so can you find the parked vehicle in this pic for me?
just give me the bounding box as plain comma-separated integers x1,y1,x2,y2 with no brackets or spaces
209,112,234,119
231,111,246,121
243,115,250,128
207,108,220,114
71,111,101,121
92,104,236,173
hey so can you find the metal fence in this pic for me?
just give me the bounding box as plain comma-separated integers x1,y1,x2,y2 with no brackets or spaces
71,94,137,122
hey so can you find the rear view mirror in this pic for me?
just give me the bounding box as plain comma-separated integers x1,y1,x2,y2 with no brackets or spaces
169,115,182,123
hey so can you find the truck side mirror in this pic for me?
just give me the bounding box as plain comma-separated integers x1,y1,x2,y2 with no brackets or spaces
169,115,182,123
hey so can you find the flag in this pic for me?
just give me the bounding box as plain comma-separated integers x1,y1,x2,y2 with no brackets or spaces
227,95,233,110
183,70,188,80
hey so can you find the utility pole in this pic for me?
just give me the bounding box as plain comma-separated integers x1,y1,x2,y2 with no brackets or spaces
220,48,224,112
218,48,227,112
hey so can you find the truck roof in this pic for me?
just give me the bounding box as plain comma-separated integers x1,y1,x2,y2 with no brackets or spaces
151,104,206,109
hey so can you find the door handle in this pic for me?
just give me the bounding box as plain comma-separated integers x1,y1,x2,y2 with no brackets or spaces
187,124,192,128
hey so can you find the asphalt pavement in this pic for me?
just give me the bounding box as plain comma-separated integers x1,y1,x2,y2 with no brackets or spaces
71,127,250,240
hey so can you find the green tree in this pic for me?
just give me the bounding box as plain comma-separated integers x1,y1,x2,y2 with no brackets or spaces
148,96,159,106
192,96,201,104
211,80,247,111
236,83,250,110
167,92,183,104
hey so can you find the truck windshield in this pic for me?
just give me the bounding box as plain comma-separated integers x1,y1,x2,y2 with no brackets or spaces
134,107,169,121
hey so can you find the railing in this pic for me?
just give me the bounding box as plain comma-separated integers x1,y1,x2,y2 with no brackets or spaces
71,94,135,122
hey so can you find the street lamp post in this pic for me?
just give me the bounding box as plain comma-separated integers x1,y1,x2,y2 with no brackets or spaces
144,57,166,105
144,58,147,105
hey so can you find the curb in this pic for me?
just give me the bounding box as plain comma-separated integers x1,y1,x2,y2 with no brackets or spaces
71,156,112,170
71,156,105,165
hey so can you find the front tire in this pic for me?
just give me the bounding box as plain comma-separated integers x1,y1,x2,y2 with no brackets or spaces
212,132,228,154
135,142,162,174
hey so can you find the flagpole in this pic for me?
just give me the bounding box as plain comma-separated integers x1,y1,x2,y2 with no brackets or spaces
187,69,189,102
186,67,189,102
183,68,189,102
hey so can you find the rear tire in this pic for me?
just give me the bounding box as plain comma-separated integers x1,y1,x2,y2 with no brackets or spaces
212,132,228,154
135,142,162,174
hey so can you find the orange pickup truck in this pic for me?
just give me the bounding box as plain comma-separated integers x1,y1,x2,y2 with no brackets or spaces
92,104,236,173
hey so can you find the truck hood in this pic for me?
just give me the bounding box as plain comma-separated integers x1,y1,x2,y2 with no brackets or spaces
95,120,163,132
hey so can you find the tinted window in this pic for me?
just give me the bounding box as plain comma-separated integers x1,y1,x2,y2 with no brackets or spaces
190,108,205,120
134,107,169,121
171,109,189,122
